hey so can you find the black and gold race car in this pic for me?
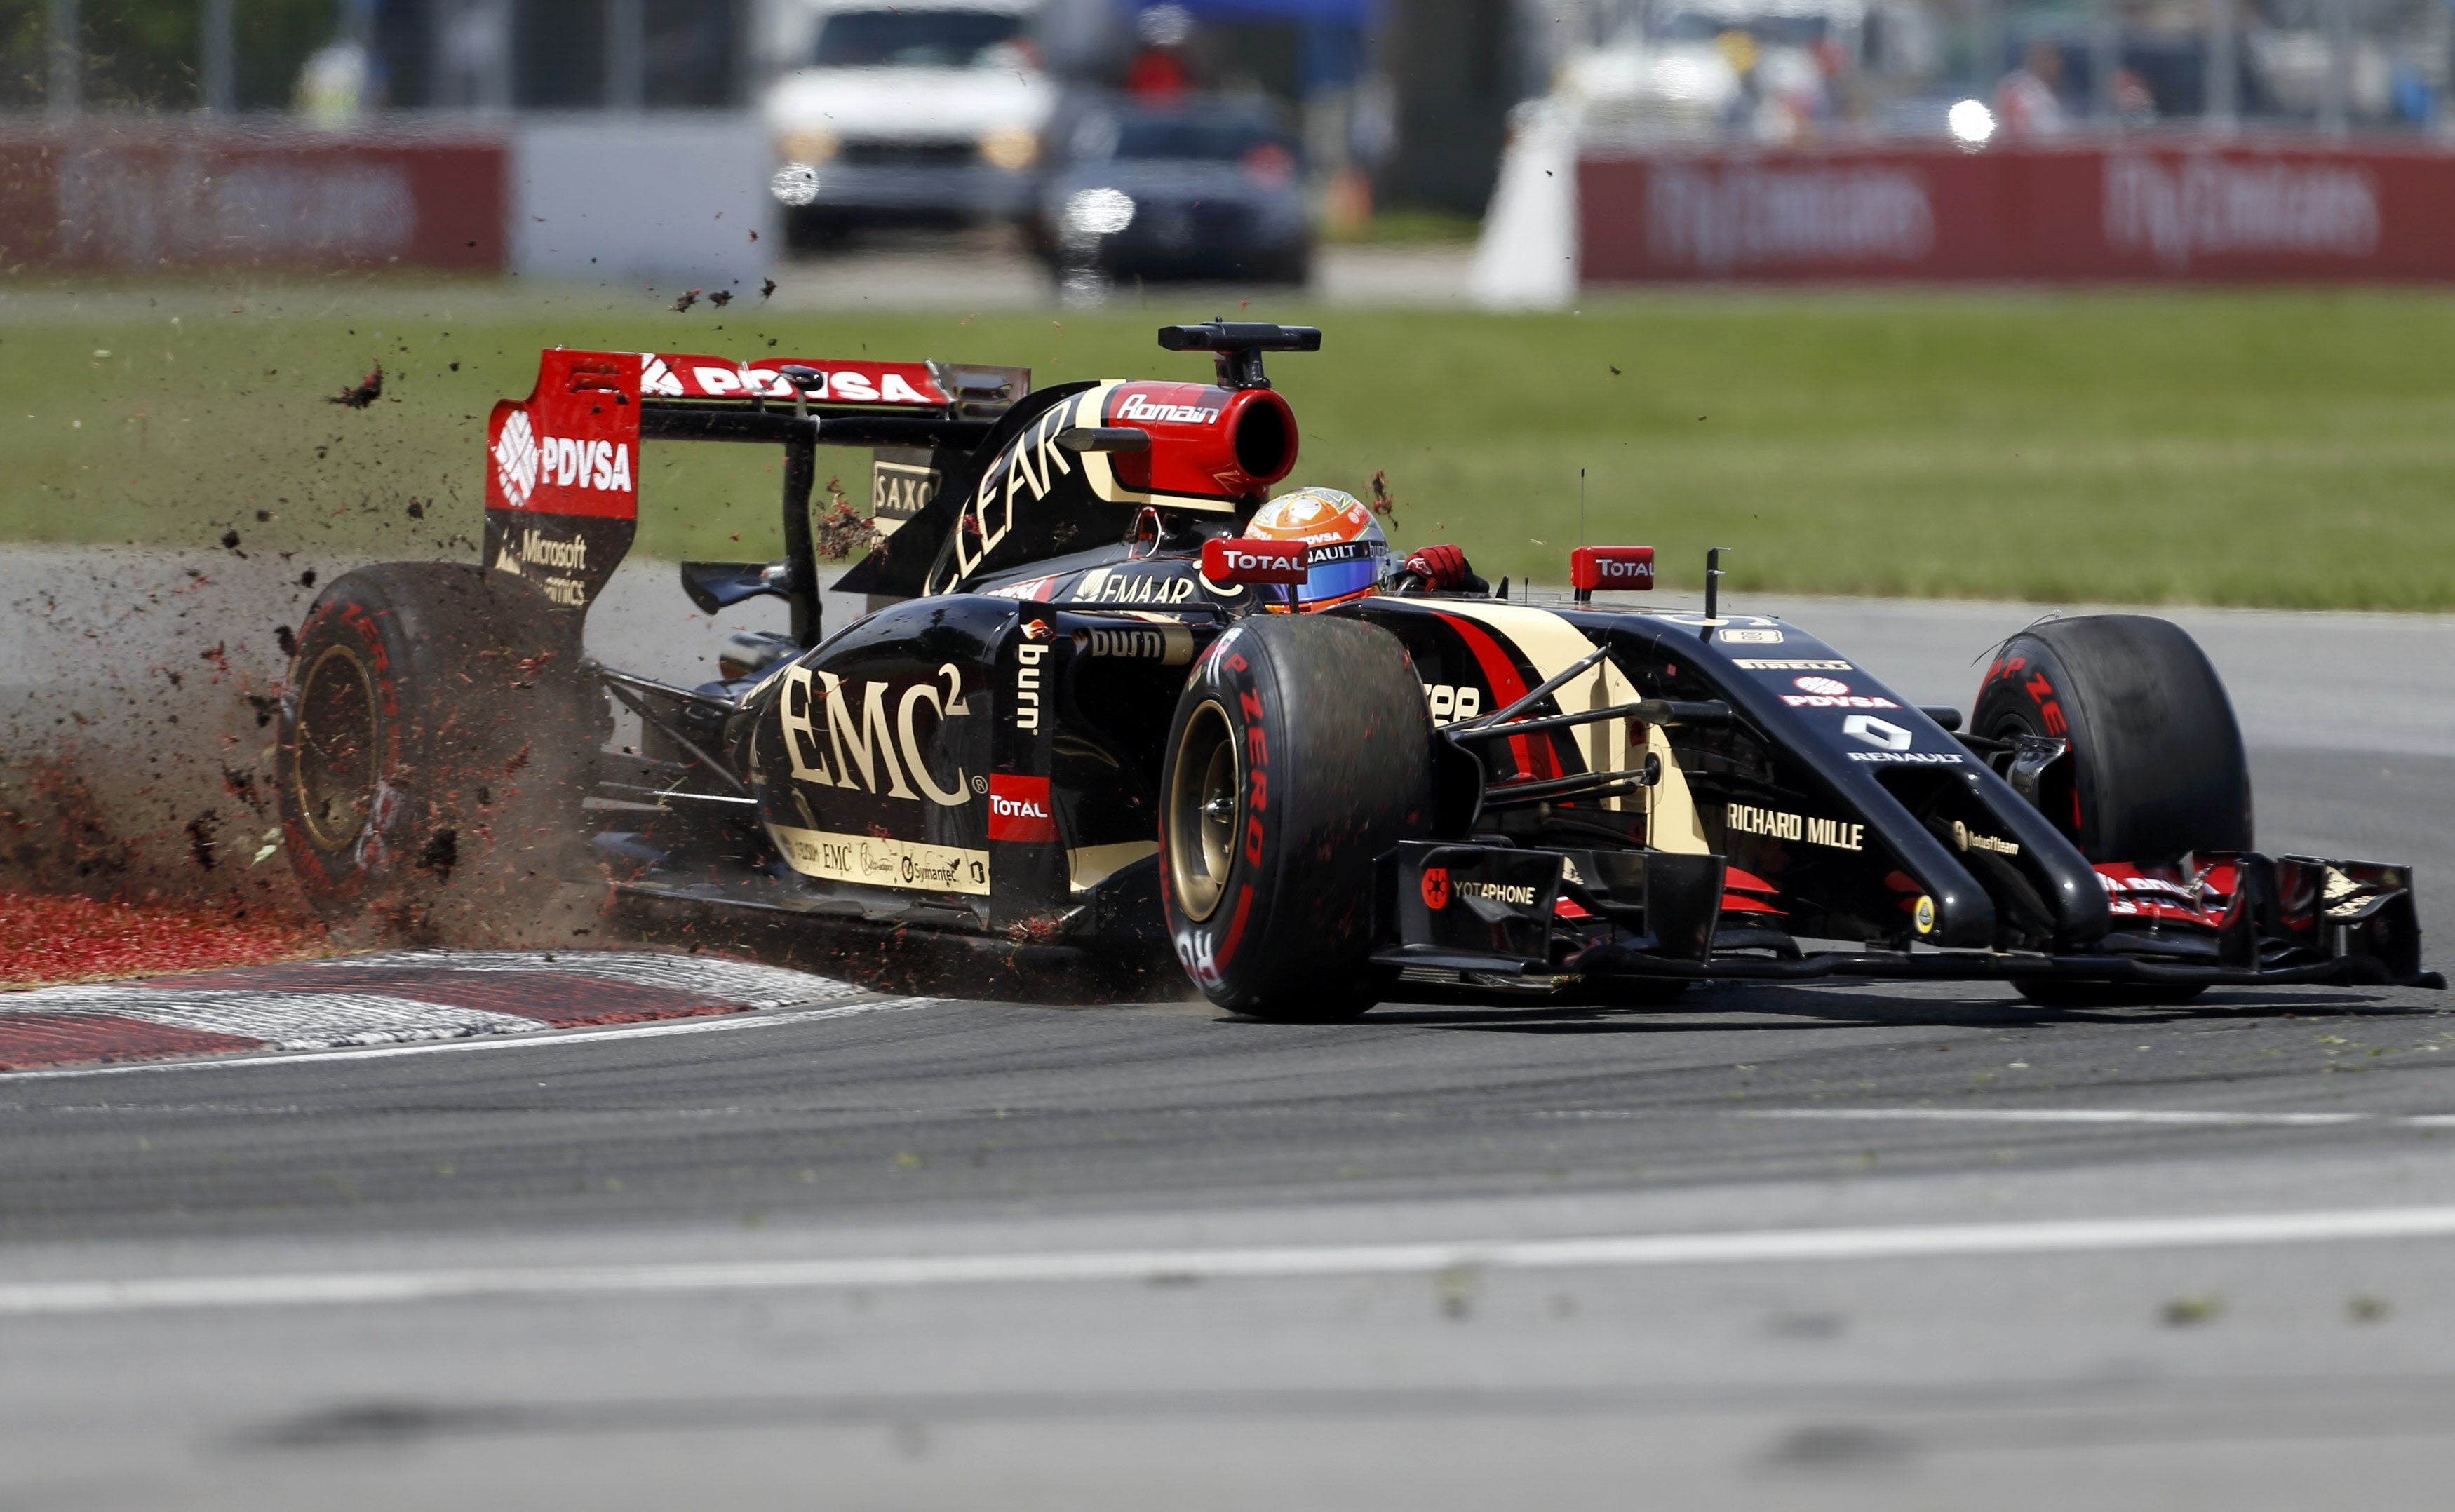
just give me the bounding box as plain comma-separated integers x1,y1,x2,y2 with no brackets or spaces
276,322,2438,1019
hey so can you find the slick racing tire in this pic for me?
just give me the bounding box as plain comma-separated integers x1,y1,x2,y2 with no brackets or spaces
1159,615,1432,1021
1973,614,2251,1008
277,562,593,926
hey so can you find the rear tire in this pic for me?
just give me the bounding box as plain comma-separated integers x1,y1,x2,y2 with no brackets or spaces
277,562,594,927
1159,616,1432,1020
1973,614,2249,1008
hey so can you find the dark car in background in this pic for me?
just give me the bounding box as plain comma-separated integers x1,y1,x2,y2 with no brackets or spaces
1033,99,1314,287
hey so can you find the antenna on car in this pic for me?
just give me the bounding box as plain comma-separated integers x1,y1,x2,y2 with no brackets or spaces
1579,467,1587,548
1157,320,1322,391
1702,546,1728,640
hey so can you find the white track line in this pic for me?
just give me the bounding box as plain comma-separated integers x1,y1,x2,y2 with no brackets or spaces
0,997,941,1084
9,1204,2455,1316
1530,1107,2446,1128
1736,1108,2371,1128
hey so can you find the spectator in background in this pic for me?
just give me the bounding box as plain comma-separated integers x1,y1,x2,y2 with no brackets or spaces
1994,40,2068,137
1126,4,1196,103
297,36,373,126
2111,66,2157,126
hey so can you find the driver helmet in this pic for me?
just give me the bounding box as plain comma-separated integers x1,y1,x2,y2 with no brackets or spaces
1244,487,1388,611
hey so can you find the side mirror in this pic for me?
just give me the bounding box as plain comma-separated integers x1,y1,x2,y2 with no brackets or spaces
680,560,794,614
1570,546,1654,604
1056,426,1150,453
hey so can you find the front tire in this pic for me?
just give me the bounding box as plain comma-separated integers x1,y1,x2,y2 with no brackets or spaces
277,562,593,926
1974,614,2249,1008
1160,616,1432,1020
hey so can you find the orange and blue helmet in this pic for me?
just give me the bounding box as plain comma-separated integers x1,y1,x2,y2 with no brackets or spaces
1244,487,1388,610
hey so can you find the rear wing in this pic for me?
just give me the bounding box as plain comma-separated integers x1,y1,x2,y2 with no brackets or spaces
482,348,1024,629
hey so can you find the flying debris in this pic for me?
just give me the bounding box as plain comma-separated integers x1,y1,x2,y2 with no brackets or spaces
325,363,383,407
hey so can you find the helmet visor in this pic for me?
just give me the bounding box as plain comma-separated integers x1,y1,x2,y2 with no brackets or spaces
1297,541,1383,605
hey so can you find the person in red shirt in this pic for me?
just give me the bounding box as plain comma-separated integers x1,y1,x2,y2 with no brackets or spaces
1126,4,1195,103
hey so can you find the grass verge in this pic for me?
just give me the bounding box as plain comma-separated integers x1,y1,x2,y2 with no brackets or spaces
1,284,2451,609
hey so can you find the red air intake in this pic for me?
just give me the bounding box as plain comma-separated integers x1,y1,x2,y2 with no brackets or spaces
1104,382,1297,504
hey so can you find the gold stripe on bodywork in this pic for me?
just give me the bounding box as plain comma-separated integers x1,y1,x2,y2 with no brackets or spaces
1069,840,1158,892
1427,602,1710,856
769,823,990,896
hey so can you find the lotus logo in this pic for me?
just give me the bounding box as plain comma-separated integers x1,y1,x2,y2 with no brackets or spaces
1842,714,1912,751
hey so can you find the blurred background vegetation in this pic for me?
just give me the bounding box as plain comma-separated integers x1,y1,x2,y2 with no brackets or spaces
4,285,2453,610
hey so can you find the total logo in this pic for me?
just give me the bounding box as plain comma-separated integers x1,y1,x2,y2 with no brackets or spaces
1116,393,1221,425
1783,675,1898,710
988,774,1058,842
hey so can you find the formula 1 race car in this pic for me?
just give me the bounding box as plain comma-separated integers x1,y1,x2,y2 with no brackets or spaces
276,322,2440,1019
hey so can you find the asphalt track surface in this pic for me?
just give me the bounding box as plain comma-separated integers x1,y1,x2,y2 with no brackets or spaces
8,593,2455,1509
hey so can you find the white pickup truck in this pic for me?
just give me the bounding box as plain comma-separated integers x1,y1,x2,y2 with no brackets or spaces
761,0,1055,246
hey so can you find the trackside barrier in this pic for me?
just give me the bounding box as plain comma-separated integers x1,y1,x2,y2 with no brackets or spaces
1578,140,2455,283
0,122,506,271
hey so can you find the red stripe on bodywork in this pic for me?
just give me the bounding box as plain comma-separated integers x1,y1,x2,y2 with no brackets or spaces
1214,885,1256,970
0,1013,261,1071
1433,614,1562,779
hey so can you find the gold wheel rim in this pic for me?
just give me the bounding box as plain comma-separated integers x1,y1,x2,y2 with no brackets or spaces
1166,700,1241,922
292,642,379,853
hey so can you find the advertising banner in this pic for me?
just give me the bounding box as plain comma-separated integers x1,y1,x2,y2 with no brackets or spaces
1580,140,2455,283
0,125,506,271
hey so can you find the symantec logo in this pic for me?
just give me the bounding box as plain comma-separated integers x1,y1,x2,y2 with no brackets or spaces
988,774,1058,842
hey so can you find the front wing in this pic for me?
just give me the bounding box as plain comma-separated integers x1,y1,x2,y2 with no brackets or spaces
1372,842,2442,992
